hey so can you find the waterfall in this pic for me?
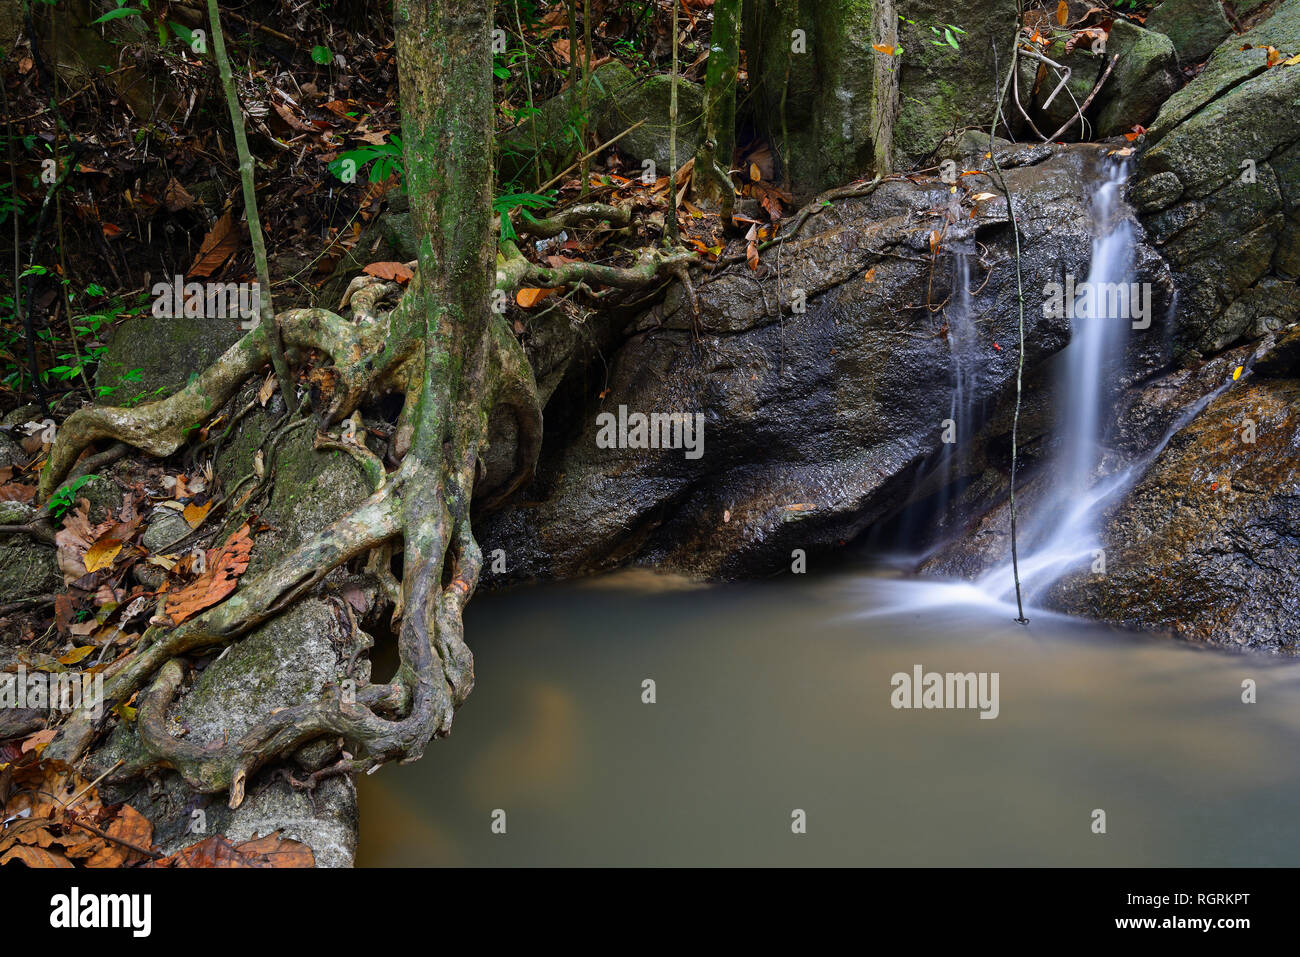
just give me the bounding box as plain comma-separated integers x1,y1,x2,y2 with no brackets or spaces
932,245,980,530
980,159,1138,602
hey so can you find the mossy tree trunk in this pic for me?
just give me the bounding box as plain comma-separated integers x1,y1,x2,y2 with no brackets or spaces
695,0,741,214
42,0,544,803
743,0,878,198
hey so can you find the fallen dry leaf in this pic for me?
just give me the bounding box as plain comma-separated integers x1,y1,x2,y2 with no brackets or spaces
148,831,314,868
20,728,57,754
188,210,239,278
82,534,124,573
182,500,212,529
515,287,556,308
362,260,414,283
164,524,254,625
162,178,195,213
56,646,96,665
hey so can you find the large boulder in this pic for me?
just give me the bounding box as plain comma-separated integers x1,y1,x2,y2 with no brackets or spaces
81,394,381,867
1016,19,1181,140
499,60,705,185
1049,328,1300,651
90,595,368,866
96,315,244,405
1094,19,1183,137
481,143,1174,583
892,0,1008,169
1144,0,1234,65
743,0,879,196
743,0,1010,191
1134,0,1300,356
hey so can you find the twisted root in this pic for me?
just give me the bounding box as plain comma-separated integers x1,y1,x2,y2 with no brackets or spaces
41,292,540,808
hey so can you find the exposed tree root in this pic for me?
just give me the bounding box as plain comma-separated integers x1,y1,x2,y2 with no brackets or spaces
39,261,545,806
32,0,692,808
39,308,399,500
514,202,631,238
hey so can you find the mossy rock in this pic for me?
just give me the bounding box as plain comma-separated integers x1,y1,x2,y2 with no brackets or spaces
499,60,637,186
893,1,1008,168
1094,20,1182,137
744,0,879,195
597,73,706,175
0,531,60,601
1144,0,1233,65
1148,0,1300,143
215,407,371,578
95,315,244,406
88,596,366,866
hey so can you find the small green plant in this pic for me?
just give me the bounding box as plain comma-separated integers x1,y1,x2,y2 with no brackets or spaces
93,0,147,24
311,45,334,65
494,190,555,243
329,134,405,186
929,24,967,50
48,475,95,521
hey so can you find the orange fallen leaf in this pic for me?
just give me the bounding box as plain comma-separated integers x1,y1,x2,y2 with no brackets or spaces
515,287,557,308
182,500,212,529
362,260,414,283
21,729,57,754
84,805,154,868
0,845,74,868
164,524,254,625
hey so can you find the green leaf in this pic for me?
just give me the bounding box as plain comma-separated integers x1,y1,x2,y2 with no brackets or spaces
92,7,142,23
311,45,333,65
167,21,195,46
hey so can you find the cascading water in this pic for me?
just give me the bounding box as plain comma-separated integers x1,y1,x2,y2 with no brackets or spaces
867,158,1209,617
932,244,980,530
979,159,1137,602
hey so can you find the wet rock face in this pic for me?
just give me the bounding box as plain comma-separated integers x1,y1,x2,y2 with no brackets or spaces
1134,0,1300,357
1144,0,1233,66
1015,20,1181,141
1050,366,1300,652
481,144,1173,582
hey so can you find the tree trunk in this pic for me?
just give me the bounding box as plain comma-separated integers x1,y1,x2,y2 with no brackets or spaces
42,0,544,805
695,0,741,213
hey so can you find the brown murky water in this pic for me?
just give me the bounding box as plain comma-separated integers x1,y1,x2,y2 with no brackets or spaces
357,568,1300,866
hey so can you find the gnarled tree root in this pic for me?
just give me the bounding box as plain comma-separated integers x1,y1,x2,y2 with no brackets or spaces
40,288,541,808
38,307,408,501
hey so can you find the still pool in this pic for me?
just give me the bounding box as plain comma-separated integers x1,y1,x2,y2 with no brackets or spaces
357,567,1300,866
